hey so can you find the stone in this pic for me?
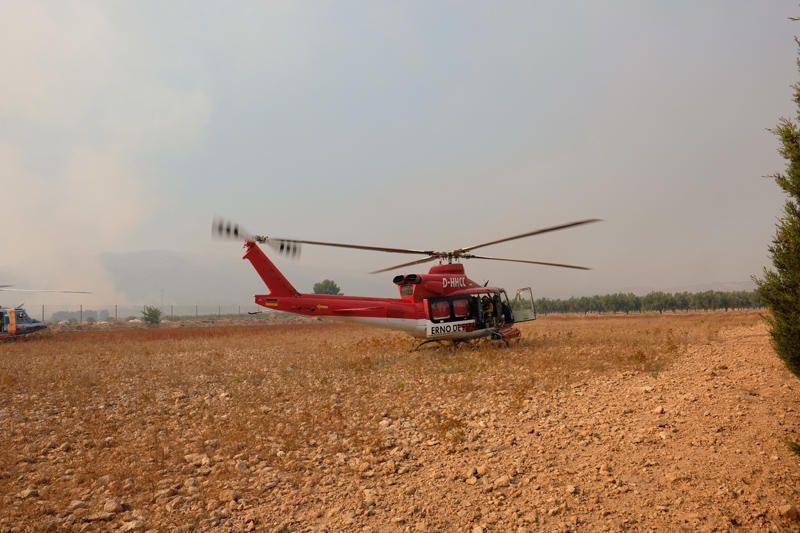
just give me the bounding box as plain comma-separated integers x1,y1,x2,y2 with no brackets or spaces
84,512,113,522
476,465,488,477
103,498,124,513
653,406,665,415
472,526,485,533
184,453,210,466
218,489,239,503
382,460,396,475
68,500,86,511
493,475,511,489
156,488,176,500
16,488,38,499
566,484,578,495
778,504,798,521
122,520,146,532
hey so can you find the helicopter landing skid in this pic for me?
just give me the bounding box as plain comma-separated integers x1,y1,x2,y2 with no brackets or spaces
411,339,451,352
411,326,521,352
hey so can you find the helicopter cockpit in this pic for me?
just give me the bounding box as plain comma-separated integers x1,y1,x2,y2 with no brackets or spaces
0,307,46,336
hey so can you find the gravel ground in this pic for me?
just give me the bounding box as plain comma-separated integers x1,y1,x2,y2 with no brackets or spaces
1,311,798,532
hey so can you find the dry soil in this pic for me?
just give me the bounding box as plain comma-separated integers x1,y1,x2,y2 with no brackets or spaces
1,311,799,532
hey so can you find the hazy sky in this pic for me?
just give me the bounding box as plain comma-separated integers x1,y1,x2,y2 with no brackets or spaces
1,1,798,307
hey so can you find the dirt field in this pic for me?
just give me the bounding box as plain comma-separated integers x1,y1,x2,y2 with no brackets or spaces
1,311,799,532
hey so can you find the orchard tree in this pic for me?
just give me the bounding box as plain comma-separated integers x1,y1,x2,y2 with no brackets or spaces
313,279,342,295
756,41,800,379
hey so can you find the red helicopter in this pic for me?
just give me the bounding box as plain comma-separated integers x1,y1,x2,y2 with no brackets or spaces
214,218,600,348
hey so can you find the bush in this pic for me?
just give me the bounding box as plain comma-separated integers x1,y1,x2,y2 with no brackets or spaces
142,306,162,326
313,279,342,295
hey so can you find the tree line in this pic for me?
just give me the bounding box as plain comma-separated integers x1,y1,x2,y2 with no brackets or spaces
534,290,761,315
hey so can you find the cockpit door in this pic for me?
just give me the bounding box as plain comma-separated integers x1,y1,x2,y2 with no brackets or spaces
511,287,536,323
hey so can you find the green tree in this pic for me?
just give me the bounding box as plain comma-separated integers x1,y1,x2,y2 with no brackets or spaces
756,44,800,378
313,279,342,295
142,305,162,326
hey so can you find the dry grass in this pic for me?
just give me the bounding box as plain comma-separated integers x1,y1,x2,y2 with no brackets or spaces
0,311,767,530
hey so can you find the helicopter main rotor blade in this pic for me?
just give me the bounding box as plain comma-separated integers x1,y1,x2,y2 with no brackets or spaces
0,288,93,294
370,256,439,274
465,254,591,270
458,218,602,253
213,217,432,256
278,238,433,256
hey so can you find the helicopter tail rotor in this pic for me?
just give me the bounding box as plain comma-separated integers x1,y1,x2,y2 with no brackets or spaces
212,217,302,259
212,217,255,242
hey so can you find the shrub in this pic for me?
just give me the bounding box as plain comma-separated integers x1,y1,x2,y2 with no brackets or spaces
142,306,162,326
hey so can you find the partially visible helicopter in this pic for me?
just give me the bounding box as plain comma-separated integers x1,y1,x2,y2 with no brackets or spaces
213,217,600,348
0,287,91,338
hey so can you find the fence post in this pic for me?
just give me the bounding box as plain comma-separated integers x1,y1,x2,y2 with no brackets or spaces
80,304,83,323
170,305,173,320
42,304,45,322
115,304,118,321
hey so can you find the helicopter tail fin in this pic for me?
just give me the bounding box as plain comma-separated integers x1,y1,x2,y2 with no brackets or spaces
242,241,299,297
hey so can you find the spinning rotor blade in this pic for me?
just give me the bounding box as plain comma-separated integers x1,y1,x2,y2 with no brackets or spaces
370,256,439,274
465,254,591,270
213,216,600,272
213,217,432,259
266,239,302,259
459,218,602,253
212,217,253,241
276,238,432,256
0,288,93,294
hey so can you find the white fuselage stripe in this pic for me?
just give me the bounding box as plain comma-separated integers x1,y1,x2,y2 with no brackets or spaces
328,316,428,338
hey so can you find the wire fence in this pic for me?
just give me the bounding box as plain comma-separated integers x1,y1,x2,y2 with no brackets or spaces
33,304,266,323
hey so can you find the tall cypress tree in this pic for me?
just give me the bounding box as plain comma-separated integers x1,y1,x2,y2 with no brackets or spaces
756,42,800,378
